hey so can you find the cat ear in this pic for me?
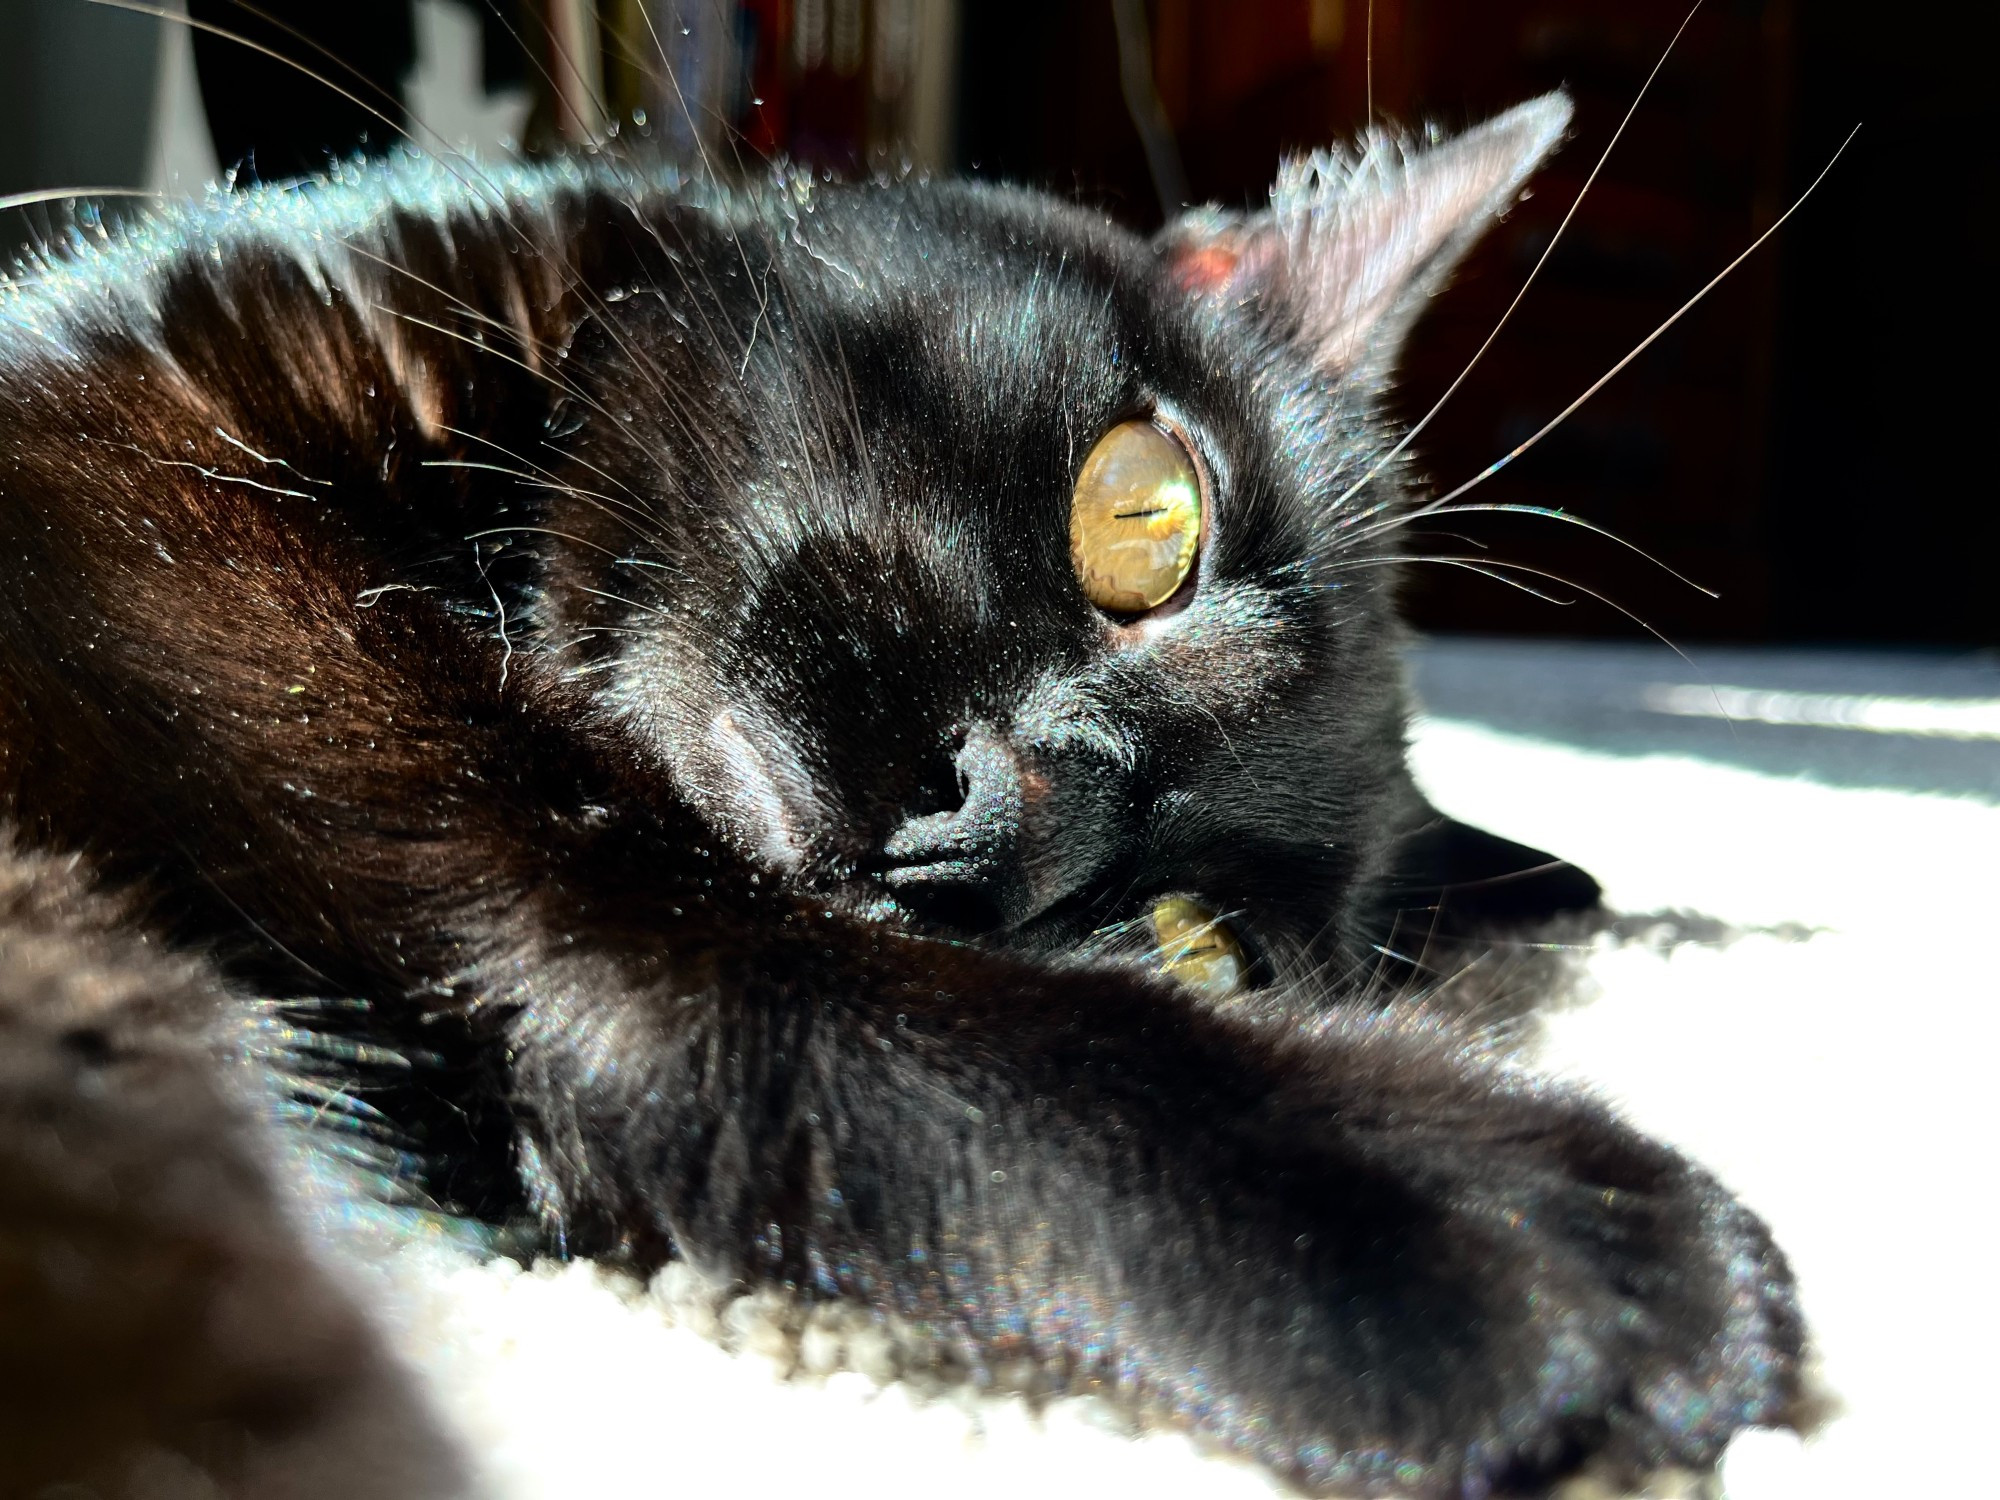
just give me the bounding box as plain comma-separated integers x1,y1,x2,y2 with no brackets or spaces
1158,93,1572,374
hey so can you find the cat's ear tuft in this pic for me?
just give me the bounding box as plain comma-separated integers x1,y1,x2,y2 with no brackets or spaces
1158,93,1573,374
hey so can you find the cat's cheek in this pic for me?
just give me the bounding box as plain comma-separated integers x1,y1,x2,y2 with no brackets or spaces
1111,583,1307,723
686,708,816,876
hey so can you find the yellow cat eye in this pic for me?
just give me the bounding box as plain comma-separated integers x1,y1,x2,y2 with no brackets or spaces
1150,897,1247,1001
1069,420,1203,613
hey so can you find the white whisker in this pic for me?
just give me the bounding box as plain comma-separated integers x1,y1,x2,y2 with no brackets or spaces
1332,1,1707,528
1416,124,1861,520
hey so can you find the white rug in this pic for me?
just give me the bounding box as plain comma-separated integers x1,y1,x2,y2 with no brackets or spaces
326,643,2000,1500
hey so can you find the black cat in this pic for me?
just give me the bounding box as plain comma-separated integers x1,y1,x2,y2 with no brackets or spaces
0,93,1801,1498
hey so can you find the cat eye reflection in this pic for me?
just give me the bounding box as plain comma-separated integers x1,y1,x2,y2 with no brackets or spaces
1150,897,1246,1000
1069,420,1202,613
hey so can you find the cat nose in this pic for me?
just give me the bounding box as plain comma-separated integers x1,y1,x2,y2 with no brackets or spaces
881,723,1029,930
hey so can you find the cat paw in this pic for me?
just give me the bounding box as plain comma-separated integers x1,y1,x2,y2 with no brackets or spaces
1129,1065,1804,1497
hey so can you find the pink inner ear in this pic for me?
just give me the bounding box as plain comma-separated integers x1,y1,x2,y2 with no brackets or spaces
1166,240,1250,297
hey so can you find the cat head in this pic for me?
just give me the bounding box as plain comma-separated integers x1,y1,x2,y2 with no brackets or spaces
547,94,1595,992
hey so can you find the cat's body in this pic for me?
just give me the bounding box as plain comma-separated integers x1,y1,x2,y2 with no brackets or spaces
0,100,1802,1498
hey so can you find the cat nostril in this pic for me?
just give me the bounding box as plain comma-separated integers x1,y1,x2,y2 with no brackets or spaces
902,726,970,818
903,775,958,819
880,722,1110,935
881,724,1022,878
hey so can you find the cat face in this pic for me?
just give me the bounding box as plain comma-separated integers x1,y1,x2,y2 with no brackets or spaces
542,98,1573,987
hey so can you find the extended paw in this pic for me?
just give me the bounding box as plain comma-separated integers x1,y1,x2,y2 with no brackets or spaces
1160,1066,1805,1497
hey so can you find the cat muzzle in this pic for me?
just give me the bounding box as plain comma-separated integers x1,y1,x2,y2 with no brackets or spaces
881,722,1115,932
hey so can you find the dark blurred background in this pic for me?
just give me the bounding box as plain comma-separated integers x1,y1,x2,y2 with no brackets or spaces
3,0,1990,646
952,0,1990,647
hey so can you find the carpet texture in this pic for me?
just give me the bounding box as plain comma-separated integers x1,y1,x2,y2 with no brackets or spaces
315,640,1998,1498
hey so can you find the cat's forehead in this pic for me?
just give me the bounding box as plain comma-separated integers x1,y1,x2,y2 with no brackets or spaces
770,180,1184,390
619,177,1312,588
819,179,1149,298
688,182,1247,500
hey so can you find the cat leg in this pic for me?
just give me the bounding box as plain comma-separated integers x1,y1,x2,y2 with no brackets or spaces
0,836,472,1500
492,876,1802,1500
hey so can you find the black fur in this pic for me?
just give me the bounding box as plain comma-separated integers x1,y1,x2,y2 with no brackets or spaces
0,106,1800,1498
0,840,473,1496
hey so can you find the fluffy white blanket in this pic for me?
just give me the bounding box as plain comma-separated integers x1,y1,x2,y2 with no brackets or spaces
327,641,1998,1499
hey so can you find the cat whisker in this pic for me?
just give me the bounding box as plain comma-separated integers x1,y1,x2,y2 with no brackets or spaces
438,421,655,517
528,436,649,506
1276,883,1425,1002
473,543,515,689
531,213,716,435
741,265,774,377
1335,552,1573,608
375,303,624,427
78,434,317,500
443,466,664,565
1335,552,1713,674
564,625,657,641
336,239,569,365
1340,503,1719,600
1383,528,1489,552
431,192,692,457
612,205,781,458
555,653,641,684
121,13,657,467
235,0,705,432
492,0,616,144
423,460,627,511
463,524,623,559
88,0,516,214
214,0,426,128
628,0,719,181
633,243,843,550
590,7,779,400
1074,913,1157,965
652,163,880,523
712,229,848,501
1158,675,1265,795
98,0,750,503
1395,897,1464,989
373,217,692,478
573,584,671,620
1331,1,1708,528
1365,1,1375,123
475,522,689,614
1409,124,1861,524
0,186,159,214
423,458,571,486
430,426,668,555
211,426,330,485
426,460,645,528
743,207,895,528
554,251,744,467
616,0,778,191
